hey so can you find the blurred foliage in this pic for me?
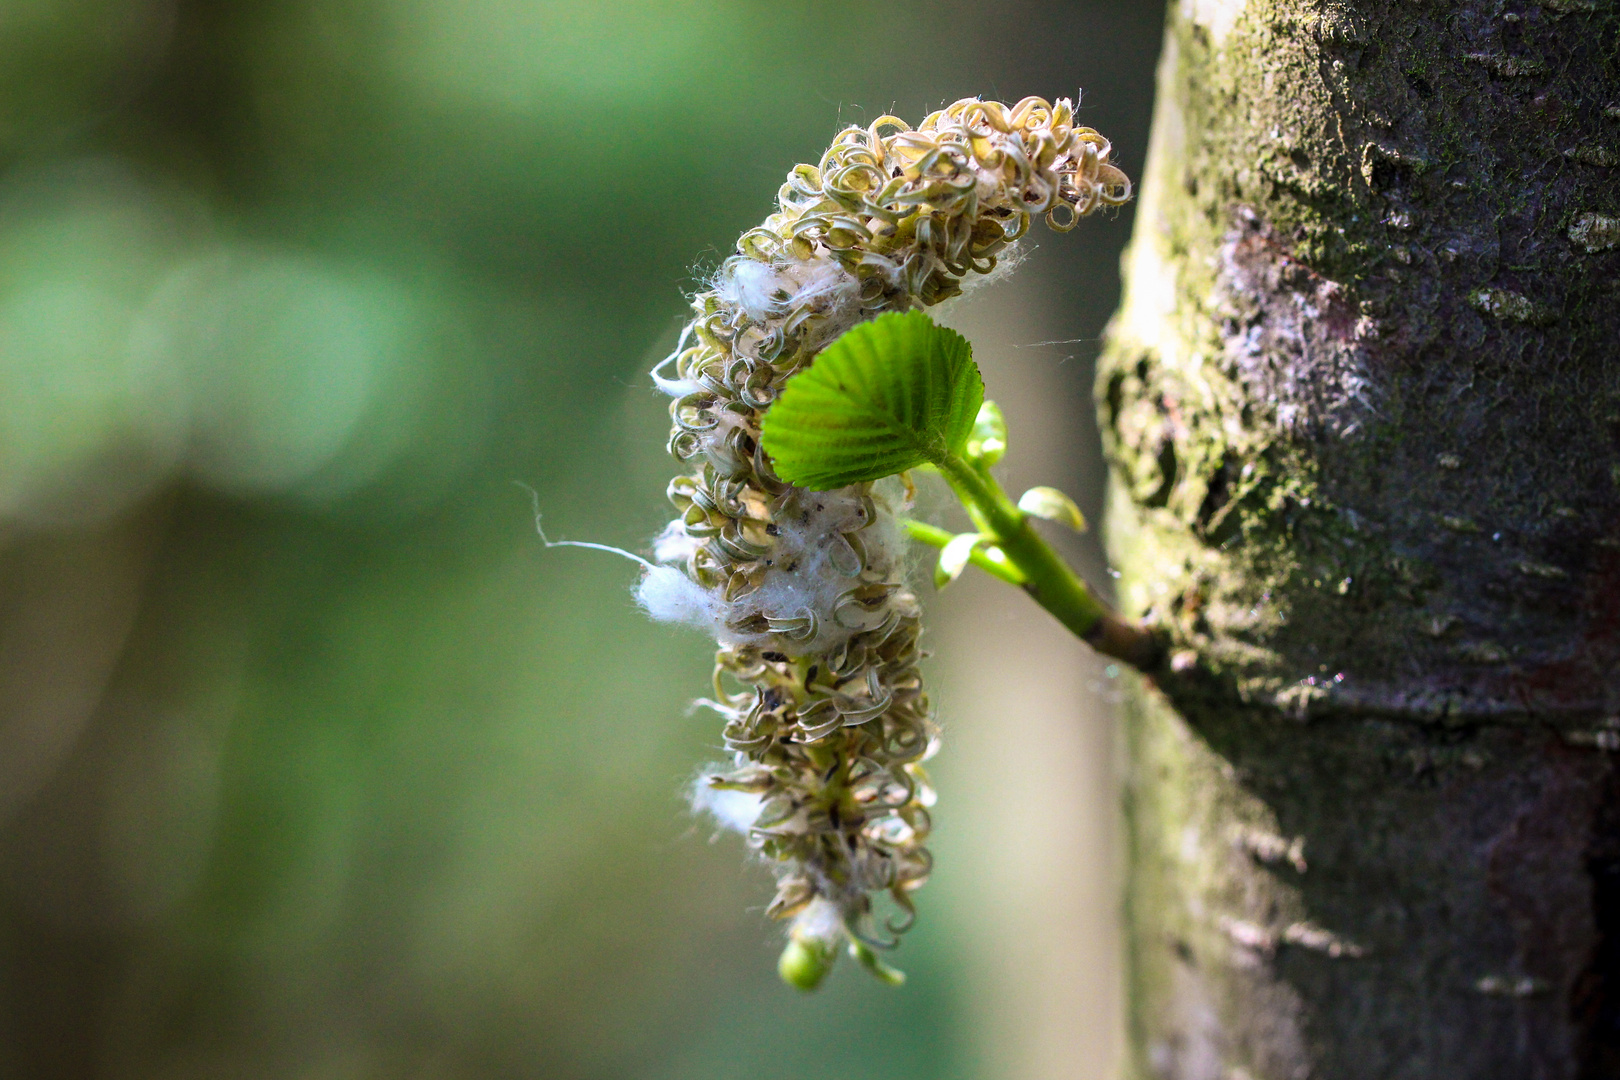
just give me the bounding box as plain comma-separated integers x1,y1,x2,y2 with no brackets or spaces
0,1,1162,1077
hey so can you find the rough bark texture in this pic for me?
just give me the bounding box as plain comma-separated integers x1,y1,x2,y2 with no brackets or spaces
1099,1,1620,1076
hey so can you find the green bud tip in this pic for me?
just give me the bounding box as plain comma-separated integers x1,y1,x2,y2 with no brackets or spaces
848,940,907,986
778,938,834,992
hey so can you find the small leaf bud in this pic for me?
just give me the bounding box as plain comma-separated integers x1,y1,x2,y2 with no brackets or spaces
966,401,1008,466
935,532,987,589
1018,486,1088,531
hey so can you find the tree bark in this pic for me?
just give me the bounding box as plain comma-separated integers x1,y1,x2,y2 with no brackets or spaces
1099,1,1620,1077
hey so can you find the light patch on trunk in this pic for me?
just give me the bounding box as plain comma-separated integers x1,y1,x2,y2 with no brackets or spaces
1113,34,1185,361
1180,0,1247,46
1569,211,1620,253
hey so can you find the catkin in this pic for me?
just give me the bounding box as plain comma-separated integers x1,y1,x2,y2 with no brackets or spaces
643,97,1129,960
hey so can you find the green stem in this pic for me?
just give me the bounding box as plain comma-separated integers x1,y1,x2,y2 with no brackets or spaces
939,456,1106,631
931,455,1164,672
900,520,1027,585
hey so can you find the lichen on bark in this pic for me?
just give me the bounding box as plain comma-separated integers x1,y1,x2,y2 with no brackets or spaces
1099,0,1620,1075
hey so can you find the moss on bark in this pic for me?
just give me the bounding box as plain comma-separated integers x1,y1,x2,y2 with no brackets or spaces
1101,1,1620,1075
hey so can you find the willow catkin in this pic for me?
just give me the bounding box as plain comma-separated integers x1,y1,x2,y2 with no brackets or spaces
640,97,1130,966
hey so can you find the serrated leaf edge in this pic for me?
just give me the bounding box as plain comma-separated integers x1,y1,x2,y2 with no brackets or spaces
760,311,983,490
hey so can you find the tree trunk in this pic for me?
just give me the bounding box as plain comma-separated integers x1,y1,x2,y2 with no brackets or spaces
1099,2,1620,1077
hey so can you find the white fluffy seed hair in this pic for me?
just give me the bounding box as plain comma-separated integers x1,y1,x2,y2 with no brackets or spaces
688,775,764,835
789,897,846,945
636,478,909,655
711,253,864,353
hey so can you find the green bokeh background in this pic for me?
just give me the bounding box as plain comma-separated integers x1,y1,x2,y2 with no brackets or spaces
0,2,1164,1076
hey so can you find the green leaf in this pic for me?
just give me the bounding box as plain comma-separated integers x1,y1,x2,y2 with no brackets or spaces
934,532,987,589
1017,486,1087,531
760,311,983,490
